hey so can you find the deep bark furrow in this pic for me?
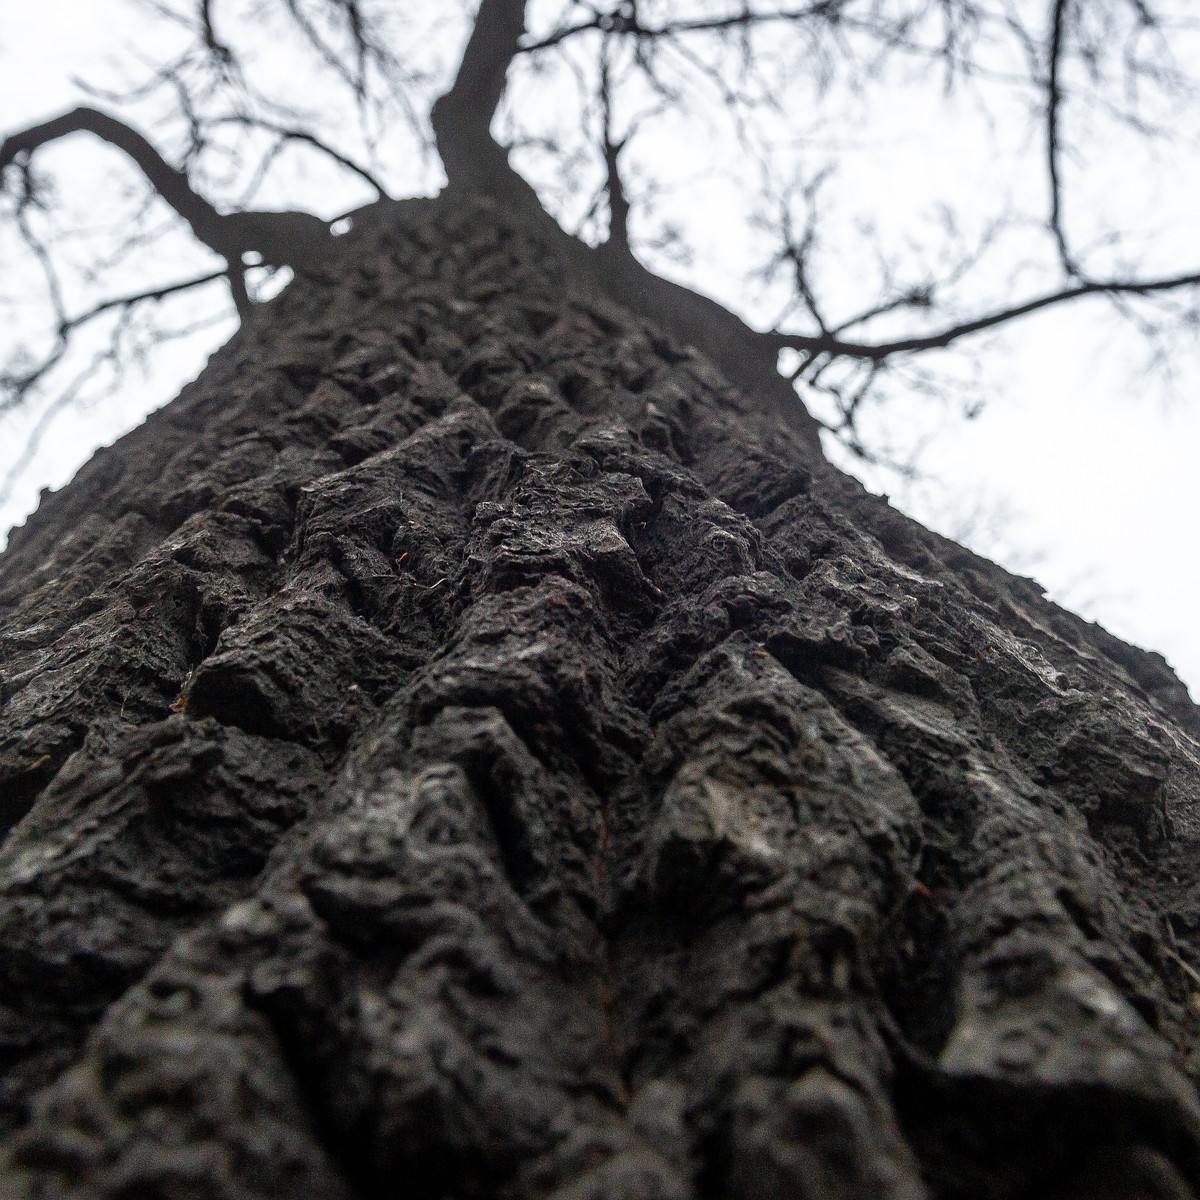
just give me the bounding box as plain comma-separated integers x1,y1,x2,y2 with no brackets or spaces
1,193,1198,1197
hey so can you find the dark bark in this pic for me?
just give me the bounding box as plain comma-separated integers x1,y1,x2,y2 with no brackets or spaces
0,191,1199,1199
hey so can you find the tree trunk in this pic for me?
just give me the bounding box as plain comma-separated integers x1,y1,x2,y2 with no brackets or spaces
1,192,1199,1200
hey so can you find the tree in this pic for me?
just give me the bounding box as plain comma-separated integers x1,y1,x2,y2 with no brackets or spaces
1,1,1200,1196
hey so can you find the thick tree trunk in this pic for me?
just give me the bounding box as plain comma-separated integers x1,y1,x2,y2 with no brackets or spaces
1,192,1199,1199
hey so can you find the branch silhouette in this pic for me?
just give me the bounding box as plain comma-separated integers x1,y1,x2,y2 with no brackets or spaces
1,106,336,319
770,268,1200,361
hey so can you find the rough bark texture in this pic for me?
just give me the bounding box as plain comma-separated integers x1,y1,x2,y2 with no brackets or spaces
1,193,1199,1199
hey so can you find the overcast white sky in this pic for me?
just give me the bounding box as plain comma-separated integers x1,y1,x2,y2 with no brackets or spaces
2,1,1198,699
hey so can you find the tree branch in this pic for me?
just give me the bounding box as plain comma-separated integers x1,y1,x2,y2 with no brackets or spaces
430,0,530,185
2,107,237,258
771,268,1200,360
1,106,336,292
2,269,230,417
63,270,229,334
600,43,631,254
1046,0,1079,275
212,115,388,196
199,0,234,64
0,352,110,510
521,2,851,54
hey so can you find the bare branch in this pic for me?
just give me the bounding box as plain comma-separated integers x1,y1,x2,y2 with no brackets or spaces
1,296,231,508
772,267,1200,360
1,268,230,418
62,270,229,335
830,289,934,336
2,107,236,258
521,2,853,54
0,353,108,510
1,106,336,287
600,41,631,253
1046,0,1080,275
200,0,234,64
431,0,530,184
212,115,388,195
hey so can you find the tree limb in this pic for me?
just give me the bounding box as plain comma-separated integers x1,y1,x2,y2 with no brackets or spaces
200,0,234,63
213,115,388,196
430,0,530,186
600,43,631,254
1,106,336,291
2,108,237,257
2,269,230,416
521,2,851,54
0,353,108,509
771,268,1200,360
62,270,229,335
1046,0,1079,275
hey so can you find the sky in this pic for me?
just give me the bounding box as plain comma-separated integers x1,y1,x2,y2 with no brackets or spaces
1,1,1199,699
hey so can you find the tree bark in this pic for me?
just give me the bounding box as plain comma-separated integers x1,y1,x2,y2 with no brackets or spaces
1,191,1199,1199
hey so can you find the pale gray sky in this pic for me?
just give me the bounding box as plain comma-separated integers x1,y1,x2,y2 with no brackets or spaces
2,0,1198,697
